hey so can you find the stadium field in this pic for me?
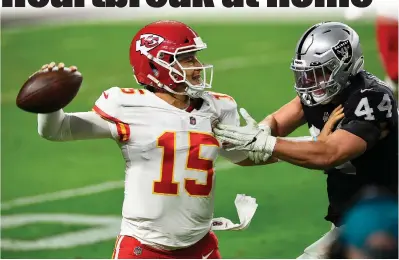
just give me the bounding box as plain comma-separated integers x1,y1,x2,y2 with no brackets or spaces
1,20,383,259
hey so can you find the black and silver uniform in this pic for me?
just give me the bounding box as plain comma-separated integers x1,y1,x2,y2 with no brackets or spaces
301,71,398,226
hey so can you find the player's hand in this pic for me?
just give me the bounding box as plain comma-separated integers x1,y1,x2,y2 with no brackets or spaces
214,108,276,154
40,62,77,73
318,105,344,141
248,151,271,164
247,124,272,163
214,108,261,149
29,62,79,80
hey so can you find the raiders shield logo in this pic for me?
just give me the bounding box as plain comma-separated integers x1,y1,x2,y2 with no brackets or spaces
332,40,352,63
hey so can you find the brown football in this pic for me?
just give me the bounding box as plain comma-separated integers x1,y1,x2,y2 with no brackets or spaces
16,69,83,114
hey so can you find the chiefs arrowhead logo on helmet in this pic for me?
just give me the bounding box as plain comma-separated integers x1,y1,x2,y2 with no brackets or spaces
136,34,165,55
129,21,214,98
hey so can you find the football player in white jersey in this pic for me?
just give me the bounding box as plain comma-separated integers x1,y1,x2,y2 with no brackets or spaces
35,20,273,259
34,20,343,259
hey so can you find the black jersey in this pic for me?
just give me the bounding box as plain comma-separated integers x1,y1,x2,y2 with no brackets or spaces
301,71,398,226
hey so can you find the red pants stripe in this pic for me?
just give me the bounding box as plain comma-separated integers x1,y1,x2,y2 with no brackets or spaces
112,232,221,259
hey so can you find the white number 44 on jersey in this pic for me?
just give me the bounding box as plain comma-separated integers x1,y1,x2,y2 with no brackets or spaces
354,93,393,120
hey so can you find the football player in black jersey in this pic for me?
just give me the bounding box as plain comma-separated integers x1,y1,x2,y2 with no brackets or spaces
213,21,398,258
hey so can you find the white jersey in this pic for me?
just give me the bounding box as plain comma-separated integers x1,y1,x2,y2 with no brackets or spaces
92,87,247,249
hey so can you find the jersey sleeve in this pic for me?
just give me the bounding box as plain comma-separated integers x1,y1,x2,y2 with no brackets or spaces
93,87,123,122
340,88,397,149
92,87,131,142
215,95,249,163
219,99,241,127
38,110,113,141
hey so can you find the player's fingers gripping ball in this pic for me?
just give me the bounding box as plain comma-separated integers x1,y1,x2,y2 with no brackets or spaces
16,62,83,114
40,62,78,73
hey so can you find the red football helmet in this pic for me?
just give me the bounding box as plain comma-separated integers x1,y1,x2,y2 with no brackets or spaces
129,20,213,98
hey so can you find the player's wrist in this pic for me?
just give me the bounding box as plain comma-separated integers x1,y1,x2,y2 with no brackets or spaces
264,136,277,154
254,131,276,154
258,123,271,135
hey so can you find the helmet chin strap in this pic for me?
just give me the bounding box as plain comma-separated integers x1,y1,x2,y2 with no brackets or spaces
164,85,188,96
146,74,185,95
147,74,206,99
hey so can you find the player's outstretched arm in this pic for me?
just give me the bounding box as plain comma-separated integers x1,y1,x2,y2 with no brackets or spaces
37,62,113,141
214,94,312,166
235,136,314,166
38,110,113,141
216,96,308,166
260,96,306,137
272,130,365,169
215,108,363,169
272,90,395,169
214,105,348,168
215,90,396,170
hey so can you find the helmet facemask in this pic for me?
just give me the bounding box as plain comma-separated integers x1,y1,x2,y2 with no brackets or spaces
143,37,214,99
289,21,366,107
168,49,213,99
291,57,352,106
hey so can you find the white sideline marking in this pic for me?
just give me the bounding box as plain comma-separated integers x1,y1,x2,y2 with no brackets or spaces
1,161,237,211
1,214,121,251
1,181,123,211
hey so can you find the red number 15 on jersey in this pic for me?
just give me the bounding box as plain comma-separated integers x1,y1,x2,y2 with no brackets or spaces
153,132,220,197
